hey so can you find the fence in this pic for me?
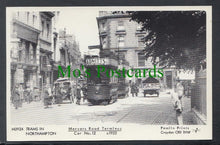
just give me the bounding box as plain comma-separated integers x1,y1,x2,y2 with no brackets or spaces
191,69,206,124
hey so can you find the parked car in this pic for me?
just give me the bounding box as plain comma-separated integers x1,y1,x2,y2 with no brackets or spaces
142,77,160,97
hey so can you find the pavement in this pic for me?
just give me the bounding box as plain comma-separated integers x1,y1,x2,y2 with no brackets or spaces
10,91,195,125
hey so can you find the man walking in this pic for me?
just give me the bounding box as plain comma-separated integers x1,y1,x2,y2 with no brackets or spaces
171,80,184,125
131,82,138,97
76,84,81,105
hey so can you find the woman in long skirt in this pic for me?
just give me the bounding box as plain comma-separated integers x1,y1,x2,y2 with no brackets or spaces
43,85,52,108
55,85,63,106
12,85,20,109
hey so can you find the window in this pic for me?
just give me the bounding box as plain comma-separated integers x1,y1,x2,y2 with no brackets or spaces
25,42,30,63
47,23,50,38
33,47,36,63
18,41,22,62
101,22,106,31
102,41,107,49
102,37,107,48
27,12,29,24
33,15,35,26
117,21,125,31
138,35,145,47
42,56,47,66
118,21,123,26
118,36,124,48
41,21,44,36
60,49,66,65
138,53,145,66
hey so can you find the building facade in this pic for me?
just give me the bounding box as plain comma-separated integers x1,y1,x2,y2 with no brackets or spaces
96,11,175,89
52,29,81,81
10,11,41,91
38,12,55,89
10,11,82,98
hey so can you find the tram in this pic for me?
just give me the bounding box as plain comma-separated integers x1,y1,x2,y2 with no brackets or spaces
85,57,119,105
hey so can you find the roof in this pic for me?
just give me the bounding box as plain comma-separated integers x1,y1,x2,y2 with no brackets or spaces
143,77,159,83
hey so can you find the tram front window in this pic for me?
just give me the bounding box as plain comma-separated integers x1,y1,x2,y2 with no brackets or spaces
87,67,110,85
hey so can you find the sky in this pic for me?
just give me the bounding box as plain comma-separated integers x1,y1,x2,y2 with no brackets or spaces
57,9,100,56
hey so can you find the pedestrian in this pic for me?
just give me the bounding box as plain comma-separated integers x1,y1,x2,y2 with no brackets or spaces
33,87,39,101
66,85,71,101
43,85,52,108
177,80,184,98
12,84,20,109
76,84,81,105
70,84,75,104
131,82,138,97
55,84,63,106
26,86,32,104
171,80,184,125
18,84,24,107
81,83,87,102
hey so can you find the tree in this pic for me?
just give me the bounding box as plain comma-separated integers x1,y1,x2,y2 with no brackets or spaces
128,11,206,70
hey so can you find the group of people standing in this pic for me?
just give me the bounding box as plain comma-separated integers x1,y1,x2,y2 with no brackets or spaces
43,83,86,109
11,82,86,109
11,84,39,109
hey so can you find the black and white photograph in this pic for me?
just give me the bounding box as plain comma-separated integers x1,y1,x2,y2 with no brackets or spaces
6,6,212,141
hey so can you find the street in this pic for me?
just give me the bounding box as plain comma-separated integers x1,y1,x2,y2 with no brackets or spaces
10,91,195,125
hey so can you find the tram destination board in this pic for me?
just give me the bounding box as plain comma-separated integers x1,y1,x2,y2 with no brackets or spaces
85,57,118,66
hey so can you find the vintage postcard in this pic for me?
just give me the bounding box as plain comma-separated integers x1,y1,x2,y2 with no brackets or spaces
6,6,212,141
